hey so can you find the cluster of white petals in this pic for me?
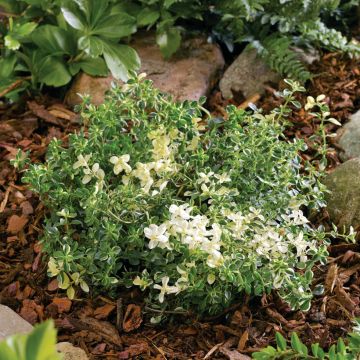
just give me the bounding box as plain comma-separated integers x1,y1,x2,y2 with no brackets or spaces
73,154,105,193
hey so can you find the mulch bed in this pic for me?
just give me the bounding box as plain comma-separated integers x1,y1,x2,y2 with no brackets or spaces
1,51,360,359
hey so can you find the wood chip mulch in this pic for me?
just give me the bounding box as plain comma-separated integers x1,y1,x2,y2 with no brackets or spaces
1,51,360,359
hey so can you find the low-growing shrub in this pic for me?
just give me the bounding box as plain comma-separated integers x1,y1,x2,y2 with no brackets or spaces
24,76,338,315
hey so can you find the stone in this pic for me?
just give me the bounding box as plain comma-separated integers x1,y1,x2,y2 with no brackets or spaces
219,48,281,100
337,110,360,161
0,304,33,340
65,34,224,107
323,158,360,230
65,74,115,107
56,342,89,360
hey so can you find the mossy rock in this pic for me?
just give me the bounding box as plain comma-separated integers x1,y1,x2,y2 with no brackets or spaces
323,158,360,230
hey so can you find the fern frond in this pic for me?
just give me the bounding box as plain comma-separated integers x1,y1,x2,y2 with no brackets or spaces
253,36,312,83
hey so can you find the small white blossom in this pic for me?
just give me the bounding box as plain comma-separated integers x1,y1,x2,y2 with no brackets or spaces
144,223,171,249
206,251,224,268
73,154,91,169
197,172,214,184
153,276,179,303
110,154,131,175
214,173,231,184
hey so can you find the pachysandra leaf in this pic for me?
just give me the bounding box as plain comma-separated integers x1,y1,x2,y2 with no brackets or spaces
103,41,140,81
32,25,76,55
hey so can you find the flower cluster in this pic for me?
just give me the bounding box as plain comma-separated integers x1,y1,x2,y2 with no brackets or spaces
24,76,334,315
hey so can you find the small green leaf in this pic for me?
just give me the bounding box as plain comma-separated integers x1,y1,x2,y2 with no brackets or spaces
311,343,319,356
275,332,287,351
291,333,307,355
80,280,90,292
326,117,342,126
67,286,75,299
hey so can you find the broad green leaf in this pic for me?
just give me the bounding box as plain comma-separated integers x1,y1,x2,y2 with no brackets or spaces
103,42,140,81
38,57,72,87
0,337,24,360
137,7,160,26
74,0,109,26
110,1,140,16
92,13,137,39
79,57,108,76
0,54,17,78
32,25,76,55
78,35,104,57
156,27,181,58
61,5,86,30
25,321,60,360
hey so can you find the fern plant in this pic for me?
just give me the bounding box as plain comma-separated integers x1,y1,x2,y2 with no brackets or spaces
252,319,360,360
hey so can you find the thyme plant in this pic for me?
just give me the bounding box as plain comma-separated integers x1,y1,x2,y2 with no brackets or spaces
25,75,333,314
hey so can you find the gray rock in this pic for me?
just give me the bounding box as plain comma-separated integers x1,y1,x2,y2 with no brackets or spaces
56,342,89,360
219,48,281,100
338,110,360,161
66,34,224,107
323,158,360,230
0,305,33,340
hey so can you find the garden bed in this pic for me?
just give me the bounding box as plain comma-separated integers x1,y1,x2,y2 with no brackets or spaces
1,51,360,359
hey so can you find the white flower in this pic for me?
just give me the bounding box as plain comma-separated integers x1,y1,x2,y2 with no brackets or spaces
206,251,223,268
175,266,189,291
144,223,171,249
207,273,216,285
197,172,214,184
110,154,131,175
73,154,91,169
153,276,179,303
214,173,231,184
133,162,154,193
282,210,309,225
210,223,222,243
316,94,326,102
304,96,315,110
169,204,192,220
152,134,171,160
133,276,150,289
186,136,199,151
